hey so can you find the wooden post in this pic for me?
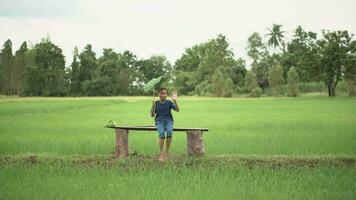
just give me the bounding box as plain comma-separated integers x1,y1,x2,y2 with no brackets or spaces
115,128,129,158
186,130,204,157
186,131,195,156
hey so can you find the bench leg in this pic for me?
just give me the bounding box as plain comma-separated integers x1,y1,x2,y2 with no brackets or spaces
186,130,205,157
115,128,129,158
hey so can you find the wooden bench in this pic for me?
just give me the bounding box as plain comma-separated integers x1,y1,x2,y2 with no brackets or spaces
106,126,209,158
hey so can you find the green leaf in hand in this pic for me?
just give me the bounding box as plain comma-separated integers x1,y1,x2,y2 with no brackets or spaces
143,76,162,93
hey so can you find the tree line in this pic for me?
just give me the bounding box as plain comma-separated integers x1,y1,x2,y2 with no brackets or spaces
0,24,355,97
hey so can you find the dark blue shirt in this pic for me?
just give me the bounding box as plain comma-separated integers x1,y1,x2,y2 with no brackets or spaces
155,100,176,122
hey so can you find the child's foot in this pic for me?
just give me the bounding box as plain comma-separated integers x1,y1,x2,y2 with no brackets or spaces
165,152,170,159
158,153,164,161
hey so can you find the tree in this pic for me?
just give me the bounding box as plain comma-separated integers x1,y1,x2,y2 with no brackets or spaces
173,45,202,94
246,32,270,89
245,70,258,93
78,44,98,95
316,30,354,97
266,24,286,52
287,66,300,97
194,80,211,96
174,34,246,96
251,87,262,98
344,40,356,96
285,26,318,82
69,47,81,95
197,34,237,84
136,55,172,95
230,58,247,87
81,76,112,96
97,48,120,95
211,67,234,97
247,32,267,62
268,63,285,96
0,39,14,95
251,59,270,89
139,55,171,85
13,41,28,95
23,38,66,96
174,71,195,95
80,49,138,96
117,51,140,95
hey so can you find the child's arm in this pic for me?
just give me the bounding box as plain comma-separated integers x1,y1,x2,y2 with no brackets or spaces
172,91,180,112
173,100,180,112
150,101,156,117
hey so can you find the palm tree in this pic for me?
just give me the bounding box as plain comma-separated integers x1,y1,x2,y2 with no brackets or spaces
266,24,286,51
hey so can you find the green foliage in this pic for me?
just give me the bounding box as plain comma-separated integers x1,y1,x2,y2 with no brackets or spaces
12,41,28,96
287,66,300,97
116,51,141,95
143,76,162,93
0,39,14,95
139,55,172,84
250,87,262,98
245,70,258,93
230,58,247,87
1,25,356,98
69,47,80,95
211,67,234,97
246,32,273,89
251,60,270,89
78,44,98,93
299,82,325,93
81,76,113,96
104,120,117,128
23,38,66,96
174,34,246,96
346,80,356,96
173,71,195,95
247,32,266,62
316,30,355,96
285,26,318,82
268,64,285,96
266,24,286,51
344,40,356,96
194,80,211,96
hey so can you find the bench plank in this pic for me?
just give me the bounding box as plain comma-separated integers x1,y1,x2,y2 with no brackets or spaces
107,126,209,132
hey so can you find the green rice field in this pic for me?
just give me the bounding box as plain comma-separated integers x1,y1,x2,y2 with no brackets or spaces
0,96,355,199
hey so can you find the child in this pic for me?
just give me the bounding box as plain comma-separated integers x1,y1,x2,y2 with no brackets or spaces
150,88,180,161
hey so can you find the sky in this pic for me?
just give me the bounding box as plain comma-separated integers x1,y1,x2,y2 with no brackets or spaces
1,0,356,67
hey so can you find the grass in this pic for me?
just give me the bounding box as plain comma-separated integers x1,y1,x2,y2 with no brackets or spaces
0,96,356,199
0,156,355,200
0,96,355,156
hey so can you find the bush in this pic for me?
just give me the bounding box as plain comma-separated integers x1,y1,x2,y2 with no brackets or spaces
223,79,234,97
211,68,235,97
194,80,211,96
287,66,300,97
251,87,262,98
268,64,285,96
245,70,258,93
347,80,356,96
335,80,349,94
299,82,325,93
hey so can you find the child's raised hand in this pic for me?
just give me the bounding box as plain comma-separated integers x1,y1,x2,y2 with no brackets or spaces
172,91,178,101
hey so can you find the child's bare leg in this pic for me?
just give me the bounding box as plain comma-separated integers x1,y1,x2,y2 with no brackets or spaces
165,137,172,159
159,138,165,161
